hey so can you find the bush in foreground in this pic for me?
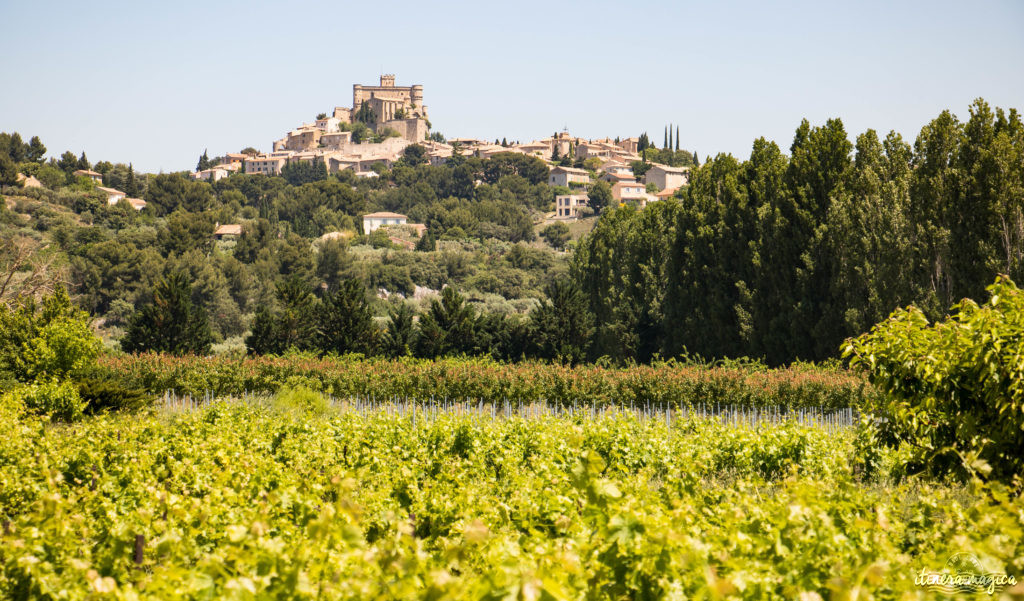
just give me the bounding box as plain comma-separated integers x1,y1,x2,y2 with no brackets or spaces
845,276,1024,482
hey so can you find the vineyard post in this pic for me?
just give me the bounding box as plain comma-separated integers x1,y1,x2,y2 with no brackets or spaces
133,534,145,565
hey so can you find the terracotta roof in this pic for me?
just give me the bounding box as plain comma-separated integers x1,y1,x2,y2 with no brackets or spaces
74,169,103,177
214,224,243,236
655,187,679,198
126,198,147,210
363,212,407,219
97,186,124,196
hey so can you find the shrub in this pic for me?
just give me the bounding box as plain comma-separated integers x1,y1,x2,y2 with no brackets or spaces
844,276,1024,481
75,376,153,414
3,380,86,422
272,386,328,415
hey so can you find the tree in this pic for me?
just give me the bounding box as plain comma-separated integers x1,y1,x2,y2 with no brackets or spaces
272,276,318,352
693,151,700,167
354,103,376,125
402,144,427,167
7,133,26,162
27,136,46,163
124,164,138,197
676,126,680,151
245,307,278,355
281,158,327,186
415,231,436,252
540,222,570,249
415,287,479,358
77,152,90,171
121,272,213,356
588,181,613,214
197,149,211,171
0,286,101,383
57,151,78,175
0,154,17,187
318,279,376,355
529,279,593,364
663,126,668,149
316,113,327,120
383,302,417,357
551,144,561,162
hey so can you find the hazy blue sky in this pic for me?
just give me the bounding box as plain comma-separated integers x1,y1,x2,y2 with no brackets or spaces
2,0,1022,173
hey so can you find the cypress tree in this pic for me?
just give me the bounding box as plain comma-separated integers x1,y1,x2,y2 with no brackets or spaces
676,126,680,151
124,164,138,197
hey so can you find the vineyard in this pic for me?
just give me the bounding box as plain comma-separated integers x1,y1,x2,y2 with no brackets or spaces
2,393,1021,599
98,354,873,410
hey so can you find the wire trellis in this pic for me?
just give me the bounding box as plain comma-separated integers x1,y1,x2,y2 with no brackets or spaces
159,390,858,433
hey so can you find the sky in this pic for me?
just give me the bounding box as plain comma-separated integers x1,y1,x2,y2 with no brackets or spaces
1,0,1022,173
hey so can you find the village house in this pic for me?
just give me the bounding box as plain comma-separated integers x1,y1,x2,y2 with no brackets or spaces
612,180,647,204
97,186,126,205
125,198,147,211
214,224,243,239
555,194,589,219
73,169,103,184
654,187,679,201
601,171,638,185
644,164,690,190
192,165,231,182
222,153,249,166
548,165,591,188
244,153,291,176
362,211,408,235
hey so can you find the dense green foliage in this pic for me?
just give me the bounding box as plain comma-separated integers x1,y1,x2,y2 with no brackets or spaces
845,276,1024,482
574,99,1024,365
122,272,214,356
98,353,872,409
1,400,1020,599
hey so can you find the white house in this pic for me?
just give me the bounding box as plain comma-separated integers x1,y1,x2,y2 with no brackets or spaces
362,211,408,235
555,194,589,219
97,186,126,205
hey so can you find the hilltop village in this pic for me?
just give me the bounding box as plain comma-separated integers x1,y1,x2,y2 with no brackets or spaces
191,74,691,222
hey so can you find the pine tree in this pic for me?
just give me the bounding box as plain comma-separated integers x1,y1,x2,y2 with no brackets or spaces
317,279,376,355
383,302,417,357
27,136,47,163
122,272,213,356
529,278,593,364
